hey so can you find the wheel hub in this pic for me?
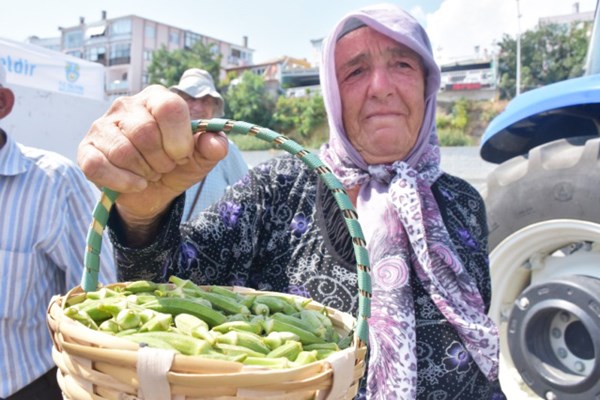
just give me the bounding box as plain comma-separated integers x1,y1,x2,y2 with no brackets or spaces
508,275,600,399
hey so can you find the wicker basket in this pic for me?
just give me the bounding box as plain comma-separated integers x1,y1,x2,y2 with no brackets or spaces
47,119,372,400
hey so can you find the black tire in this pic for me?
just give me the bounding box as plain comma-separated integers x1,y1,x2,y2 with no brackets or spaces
485,136,600,251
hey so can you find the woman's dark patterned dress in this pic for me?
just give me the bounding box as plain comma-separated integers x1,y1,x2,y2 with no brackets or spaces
109,155,504,399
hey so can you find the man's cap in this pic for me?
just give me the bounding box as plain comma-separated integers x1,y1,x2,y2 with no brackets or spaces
170,68,224,117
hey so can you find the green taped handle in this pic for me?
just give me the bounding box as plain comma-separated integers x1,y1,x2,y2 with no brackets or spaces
81,118,372,346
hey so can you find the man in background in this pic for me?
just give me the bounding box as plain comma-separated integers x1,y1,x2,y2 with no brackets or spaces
0,66,116,399
170,68,248,221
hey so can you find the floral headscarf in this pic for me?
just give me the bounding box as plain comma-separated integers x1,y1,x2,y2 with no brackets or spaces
319,4,499,398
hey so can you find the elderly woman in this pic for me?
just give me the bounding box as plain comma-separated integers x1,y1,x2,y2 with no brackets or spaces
78,4,502,399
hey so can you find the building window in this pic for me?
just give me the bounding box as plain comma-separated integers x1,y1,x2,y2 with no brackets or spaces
142,74,149,85
184,32,203,49
87,46,107,64
109,43,131,65
64,30,83,49
169,31,179,45
143,50,153,61
111,18,132,35
66,50,82,58
145,25,156,39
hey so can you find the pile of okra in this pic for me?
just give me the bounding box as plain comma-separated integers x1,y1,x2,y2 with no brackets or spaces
63,276,352,368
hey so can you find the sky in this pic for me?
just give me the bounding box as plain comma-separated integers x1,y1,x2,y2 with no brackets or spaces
0,0,597,65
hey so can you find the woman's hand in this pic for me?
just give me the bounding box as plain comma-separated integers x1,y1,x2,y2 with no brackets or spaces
77,85,228,230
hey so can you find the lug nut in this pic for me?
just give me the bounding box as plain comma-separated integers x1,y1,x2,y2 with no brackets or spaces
517,297,529,310
574,361,585,372
551,328,561,339
545,391,557,400
557,348,567,359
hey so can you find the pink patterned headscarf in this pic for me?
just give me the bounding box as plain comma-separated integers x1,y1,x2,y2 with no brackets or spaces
319,4,499,398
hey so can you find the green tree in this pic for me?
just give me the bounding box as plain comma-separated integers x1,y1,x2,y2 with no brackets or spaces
497,21,591,99
146,41,222,87
272,93,327,142
224,71,275,127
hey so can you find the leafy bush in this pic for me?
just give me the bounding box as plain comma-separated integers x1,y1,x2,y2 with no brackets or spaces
438,129,473,146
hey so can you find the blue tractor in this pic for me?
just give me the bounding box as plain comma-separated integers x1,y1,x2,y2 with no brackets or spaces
481,3,600,399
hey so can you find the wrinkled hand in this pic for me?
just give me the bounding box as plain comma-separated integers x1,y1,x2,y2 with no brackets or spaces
78,85,228,225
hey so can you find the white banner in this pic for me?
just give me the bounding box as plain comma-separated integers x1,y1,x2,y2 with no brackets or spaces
0,37,105,100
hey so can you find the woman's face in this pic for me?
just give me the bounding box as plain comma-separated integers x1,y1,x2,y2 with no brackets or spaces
335,26,426,164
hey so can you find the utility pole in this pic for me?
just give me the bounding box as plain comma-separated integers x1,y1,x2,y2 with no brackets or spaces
516,0,522,96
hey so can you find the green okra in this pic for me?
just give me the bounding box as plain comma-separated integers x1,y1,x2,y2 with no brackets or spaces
127,331,211,355
303,342,340,352
125,280,159,293
293,350,319,365
207,285,240,300
65,293,87,307
126,335,177,352
212,320,263,335
193,291,251,316
200,351,247,363
116,309,141,330
215,343,267,358
337,332,353,349
251,302,270,317
144,297,227,327
263,318,325,345
96,300,128,318
80,303,113,323
139,313,173,332
299,309,330,339
174,313,209,334
270,312,320,334
227,313,249,322
254,295,298,315
315,349,337,360
98,319,120,334
266,340,302,361
64,307,99,330
215,331,270,354
263,331,301,350
243,356,290,368
86,287,122,300
115,328,139,336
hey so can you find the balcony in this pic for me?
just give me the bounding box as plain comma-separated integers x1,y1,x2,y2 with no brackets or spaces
109,56,131,66
107,80,129,91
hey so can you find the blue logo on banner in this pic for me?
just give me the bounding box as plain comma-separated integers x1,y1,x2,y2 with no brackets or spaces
65,62,80,82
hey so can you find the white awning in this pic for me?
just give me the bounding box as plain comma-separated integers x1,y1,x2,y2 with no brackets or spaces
85,25,107,39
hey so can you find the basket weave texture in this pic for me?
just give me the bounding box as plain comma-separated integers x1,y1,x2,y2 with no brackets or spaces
48,285,367,400
47,119,371,400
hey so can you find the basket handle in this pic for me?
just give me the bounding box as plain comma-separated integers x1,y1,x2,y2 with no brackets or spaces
81,118,371,345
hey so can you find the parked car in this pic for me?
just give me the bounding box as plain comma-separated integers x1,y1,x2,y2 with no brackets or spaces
480,2,600,399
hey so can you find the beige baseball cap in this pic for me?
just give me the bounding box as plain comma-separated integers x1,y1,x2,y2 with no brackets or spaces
170,68,224,117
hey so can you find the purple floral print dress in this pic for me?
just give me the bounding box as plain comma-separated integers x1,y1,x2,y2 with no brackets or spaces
109,155,504,399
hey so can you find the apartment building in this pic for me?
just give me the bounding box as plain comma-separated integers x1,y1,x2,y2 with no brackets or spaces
57,11,253,99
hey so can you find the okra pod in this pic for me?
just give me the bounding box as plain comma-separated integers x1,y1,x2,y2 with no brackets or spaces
127,331,211,355
125,280,158,293
263,318,325,345
144,297,227,327
293,350,319,365
215,343,267,358
266,340,302,361
212,320,263,335
215,331,270,354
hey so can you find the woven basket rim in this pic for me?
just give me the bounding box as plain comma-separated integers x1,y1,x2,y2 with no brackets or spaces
48,285,367,399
